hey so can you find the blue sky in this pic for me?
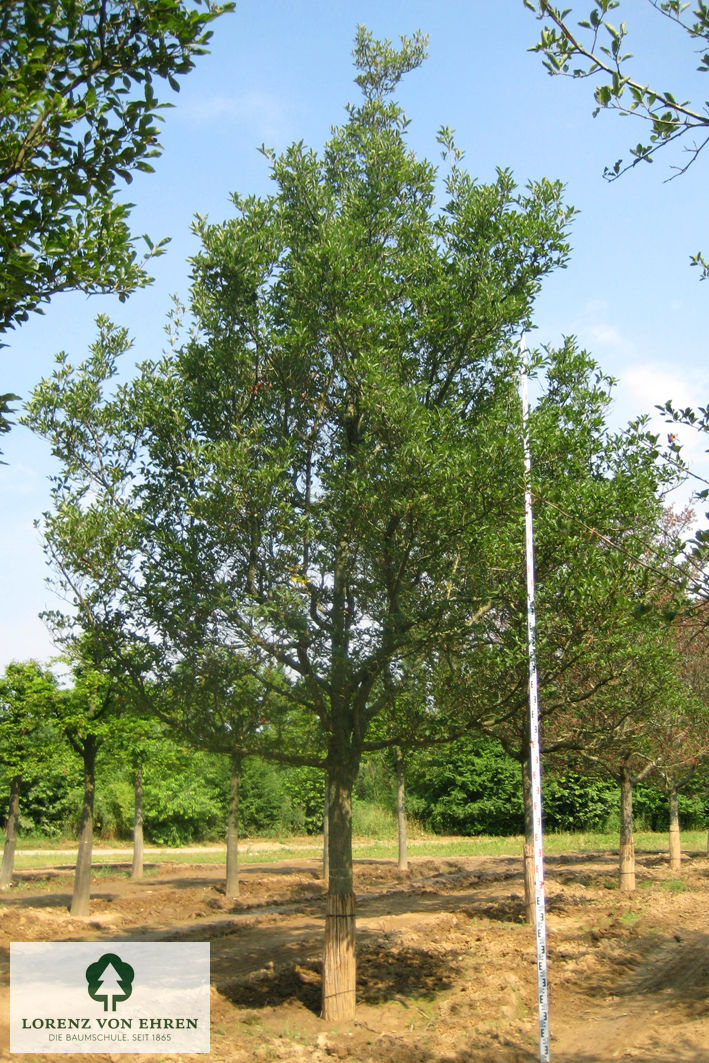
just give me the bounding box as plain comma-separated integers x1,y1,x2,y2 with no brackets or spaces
2,0,708,670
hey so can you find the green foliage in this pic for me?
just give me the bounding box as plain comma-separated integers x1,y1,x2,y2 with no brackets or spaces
0,392,19,451
7,721,707,841
526,1,709,273
140,749,226,845
407,738,524,836
543,772,617,831
351,800,399,838
0,660,60,775
354,753,398,811
23,30,577,833
240,759,324,836
0,0,233,333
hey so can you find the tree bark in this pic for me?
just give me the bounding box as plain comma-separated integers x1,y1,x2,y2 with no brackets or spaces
668,786,681,874
522,756,536,924
0,774,22,890
395,747,408,873
322,771,329,886
322,754,357,1022
131,766,144,881
71,736,97,917
618,758,635,892
225,750,241,900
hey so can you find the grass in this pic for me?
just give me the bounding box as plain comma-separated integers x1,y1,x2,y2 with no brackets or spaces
9,828,707,871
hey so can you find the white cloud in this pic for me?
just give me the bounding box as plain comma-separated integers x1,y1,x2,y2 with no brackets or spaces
618,363,709,516
179,90,292,141
588,322,623,348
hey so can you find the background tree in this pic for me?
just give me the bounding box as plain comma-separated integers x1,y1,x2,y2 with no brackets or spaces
556,608,686,889
58,651,125,916
102,712,169,879
438,338,679,914
525,0,709,275
163,649,280,899
0,660,58,888
649,605,709,870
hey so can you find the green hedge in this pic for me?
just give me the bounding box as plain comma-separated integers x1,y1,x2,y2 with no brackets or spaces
2,729,706,843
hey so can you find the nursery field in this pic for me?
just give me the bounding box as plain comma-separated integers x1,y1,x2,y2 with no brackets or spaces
1,836,708,1063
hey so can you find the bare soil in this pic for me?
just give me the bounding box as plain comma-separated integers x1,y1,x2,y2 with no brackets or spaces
1,845,708,1062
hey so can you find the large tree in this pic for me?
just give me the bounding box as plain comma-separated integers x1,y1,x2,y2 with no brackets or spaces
25,29,576,1020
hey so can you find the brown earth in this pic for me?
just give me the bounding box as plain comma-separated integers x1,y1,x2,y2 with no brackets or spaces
1,845,708,1062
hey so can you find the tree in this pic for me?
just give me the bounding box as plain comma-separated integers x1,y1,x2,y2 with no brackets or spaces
525,0,709,275
0,660,58,888
162,649,278,899
58,653,123,917
102,712,169,879
436,339,680,911
0,0,232,338
0,392,18,447
24,29,576,1020
649,604,709,871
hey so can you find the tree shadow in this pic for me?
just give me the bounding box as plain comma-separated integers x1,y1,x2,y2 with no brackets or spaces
217,939,461,1016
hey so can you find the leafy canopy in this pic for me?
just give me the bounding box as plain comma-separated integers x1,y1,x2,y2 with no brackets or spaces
0,0,233,336
25,28,576,781
525,0,709,276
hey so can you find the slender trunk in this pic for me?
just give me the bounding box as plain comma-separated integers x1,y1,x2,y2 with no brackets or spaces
225,750,241,900
395,747,408,873
521,755,535,924
322,752,358,1023
71,737,97,917
322,771,329,886
619,759,635,892
0,774,22,890
668,786,681,874
131,766,144,881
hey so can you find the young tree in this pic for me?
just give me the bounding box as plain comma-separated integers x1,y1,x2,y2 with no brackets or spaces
650,614,709,872
102,713,170,879
0,0,232,336
58,654,124,917
0,660,58,888
162,650,278,899
439,339,679,912
25,30,576,1019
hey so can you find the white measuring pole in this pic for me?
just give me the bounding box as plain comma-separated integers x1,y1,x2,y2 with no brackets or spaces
520,338,551,1063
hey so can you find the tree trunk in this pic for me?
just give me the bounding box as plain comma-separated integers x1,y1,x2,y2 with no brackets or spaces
619,759,635,892
668,786,681,874
0,774,21,890
395,747,408,873
131,766,144,881
322,754,357,1022
225,750,241,900
522,756,535,924
322,771,329,885
71,736,97,917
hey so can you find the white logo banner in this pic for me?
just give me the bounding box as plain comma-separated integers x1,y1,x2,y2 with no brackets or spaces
11,942,210,1053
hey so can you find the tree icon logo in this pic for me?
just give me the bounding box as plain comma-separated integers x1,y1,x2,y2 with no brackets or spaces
85,953,134,1011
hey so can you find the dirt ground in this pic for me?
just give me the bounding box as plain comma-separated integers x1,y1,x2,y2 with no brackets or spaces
1,844,708,1062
